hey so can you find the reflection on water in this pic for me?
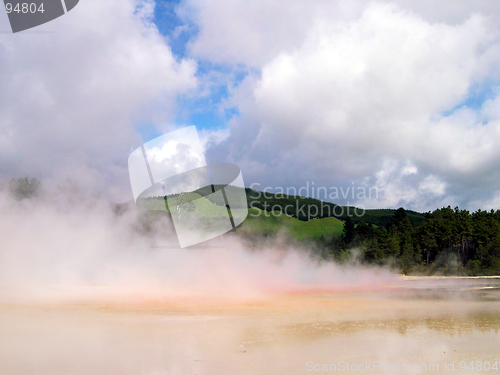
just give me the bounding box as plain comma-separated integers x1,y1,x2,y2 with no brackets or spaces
277,314,500,340
395,276,500,302
0,277,499,375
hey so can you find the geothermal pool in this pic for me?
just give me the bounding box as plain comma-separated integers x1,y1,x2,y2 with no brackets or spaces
0,277,499,375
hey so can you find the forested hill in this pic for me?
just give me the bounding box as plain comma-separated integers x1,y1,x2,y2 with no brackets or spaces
190,185,426,227
190,185,500,275
2,178,424,228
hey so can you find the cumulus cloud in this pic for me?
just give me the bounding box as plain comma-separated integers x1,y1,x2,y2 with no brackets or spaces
359,159,451,211
179,0,360,67
3,0,500,211
0,0,197,201
192,0,500,210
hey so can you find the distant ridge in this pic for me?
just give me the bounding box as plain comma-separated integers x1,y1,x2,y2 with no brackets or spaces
140,184,426,227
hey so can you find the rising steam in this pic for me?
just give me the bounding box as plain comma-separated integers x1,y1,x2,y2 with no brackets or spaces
0,185,398,305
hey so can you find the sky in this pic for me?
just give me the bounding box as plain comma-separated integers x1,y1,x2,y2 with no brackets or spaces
2,0,500,212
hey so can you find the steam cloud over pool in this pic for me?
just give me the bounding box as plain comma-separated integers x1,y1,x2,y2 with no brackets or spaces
1,191,499,375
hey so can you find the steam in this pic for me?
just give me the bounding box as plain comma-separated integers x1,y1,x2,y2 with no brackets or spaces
0,188,498,375
0,186,398,305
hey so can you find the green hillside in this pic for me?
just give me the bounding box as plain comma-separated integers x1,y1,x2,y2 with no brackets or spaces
178,185,425,227
237,208,343,241
186,185,424,227
138,194,344,242
138,185,426,242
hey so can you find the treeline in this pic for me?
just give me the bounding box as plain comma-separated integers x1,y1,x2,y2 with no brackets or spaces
245,187,426,225
329,207,500,275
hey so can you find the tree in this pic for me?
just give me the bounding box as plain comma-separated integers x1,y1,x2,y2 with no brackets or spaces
8,178,41,200
354,220,372,243
391,207,407,225
455,207,472,273
387,226,401,268
342,216,355,245
399,242,415,274
417,218,437,266
364,236,384,264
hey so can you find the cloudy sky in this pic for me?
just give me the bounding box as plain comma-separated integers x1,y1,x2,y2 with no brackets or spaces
2,0,500,211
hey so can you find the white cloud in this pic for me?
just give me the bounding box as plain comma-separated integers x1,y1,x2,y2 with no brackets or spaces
194,1,500,210
0,0,197,201
198,127,230,155
180,0,500,67
419,175,446,196
180,0,353,67
359,159,450,211
4,0,500,210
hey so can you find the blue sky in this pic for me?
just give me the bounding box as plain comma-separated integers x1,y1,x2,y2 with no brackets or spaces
153,0,191,58
148,0,238,142
442,80,499,122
